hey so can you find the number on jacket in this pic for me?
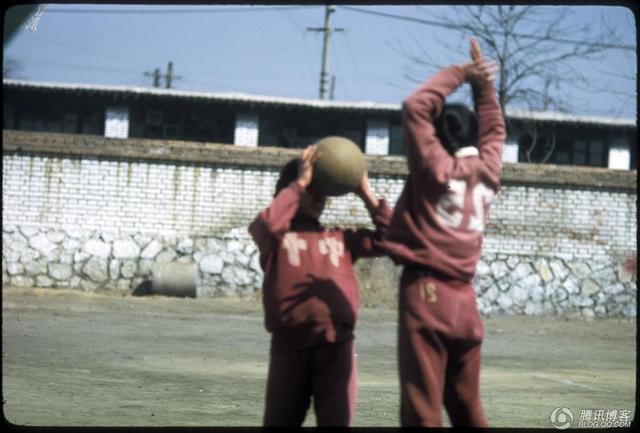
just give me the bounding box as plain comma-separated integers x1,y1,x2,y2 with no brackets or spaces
435,179,495,232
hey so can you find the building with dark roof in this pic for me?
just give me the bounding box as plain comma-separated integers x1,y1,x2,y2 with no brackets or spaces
3,79,636,169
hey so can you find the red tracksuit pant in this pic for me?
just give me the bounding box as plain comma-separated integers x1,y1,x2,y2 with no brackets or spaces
397,266,488,427
263,337,357,426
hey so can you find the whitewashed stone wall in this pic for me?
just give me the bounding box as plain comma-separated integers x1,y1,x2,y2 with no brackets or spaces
2,149,636,318
2,224,260,297
473,253,636,318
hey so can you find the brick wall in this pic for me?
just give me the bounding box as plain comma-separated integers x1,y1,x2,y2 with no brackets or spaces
2,130,636,317
2,156,278,234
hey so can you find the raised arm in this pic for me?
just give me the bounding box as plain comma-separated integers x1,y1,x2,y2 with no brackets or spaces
248,145,317,257
344,171,393,261
469,38,506,182
248,181,303,257
402,65,465,185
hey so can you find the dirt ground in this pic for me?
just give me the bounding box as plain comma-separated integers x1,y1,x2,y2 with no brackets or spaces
2,287,636,428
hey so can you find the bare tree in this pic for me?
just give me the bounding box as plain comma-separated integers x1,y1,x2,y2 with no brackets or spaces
390,5,634,162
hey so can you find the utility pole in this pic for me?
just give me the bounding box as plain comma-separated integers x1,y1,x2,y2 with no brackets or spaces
307,5,344,100
164,61,181,89
144,62,181,89
144,68,161,87
329,75,336,100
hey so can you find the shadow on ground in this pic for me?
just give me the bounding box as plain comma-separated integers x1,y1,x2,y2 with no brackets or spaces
2,287,635,427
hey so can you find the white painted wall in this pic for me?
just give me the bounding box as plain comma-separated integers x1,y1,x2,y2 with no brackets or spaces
233,113,259,147
608,139,631,170
365,119,390,155
104,107,129,139
502,140,519,163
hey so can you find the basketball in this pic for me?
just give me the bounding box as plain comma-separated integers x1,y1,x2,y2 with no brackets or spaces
310,136,365,196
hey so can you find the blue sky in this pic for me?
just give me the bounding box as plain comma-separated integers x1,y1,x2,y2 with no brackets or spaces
3,4,636,119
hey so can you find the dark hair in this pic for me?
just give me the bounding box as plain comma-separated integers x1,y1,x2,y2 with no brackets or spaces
274,157,300,196
434,103,478,155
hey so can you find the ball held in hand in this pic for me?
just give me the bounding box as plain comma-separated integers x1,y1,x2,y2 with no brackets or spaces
309,136,365,196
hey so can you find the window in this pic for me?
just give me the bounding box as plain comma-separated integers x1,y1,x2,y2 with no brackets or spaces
573,140,588,165
146,110,163,126
81,109,103,135
388,123,404,155
164,124,178,139
258,110,366,150
589,140,605,167
63,113,78,133
571,139,607,167
3,102,15,129
554,150,571,164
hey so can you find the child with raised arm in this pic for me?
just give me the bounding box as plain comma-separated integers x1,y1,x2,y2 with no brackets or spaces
384,38,505,427
249,144,392,426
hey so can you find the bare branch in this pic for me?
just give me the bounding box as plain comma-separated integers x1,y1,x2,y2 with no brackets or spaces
541,132,557,164
397,5,634,163
525,124,538,162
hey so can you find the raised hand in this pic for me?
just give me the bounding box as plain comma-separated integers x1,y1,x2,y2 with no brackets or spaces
470,37,483,62
296,144,318,189
461,37,499,85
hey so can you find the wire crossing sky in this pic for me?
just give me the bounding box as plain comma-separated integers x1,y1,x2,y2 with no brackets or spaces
3,4,636,119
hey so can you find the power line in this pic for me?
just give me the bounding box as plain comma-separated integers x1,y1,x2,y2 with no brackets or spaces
340,6,635,51
7,58,141,75
26,33,150,69
44,6,315,14
279,7,316,84
340,32,366,100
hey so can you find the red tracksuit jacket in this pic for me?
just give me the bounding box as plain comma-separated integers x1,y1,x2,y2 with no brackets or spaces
249,181,392,348
384,65,506,282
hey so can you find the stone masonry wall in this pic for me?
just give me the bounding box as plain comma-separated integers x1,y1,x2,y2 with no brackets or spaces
2,131,637,317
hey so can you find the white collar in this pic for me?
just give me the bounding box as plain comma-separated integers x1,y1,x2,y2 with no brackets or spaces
454,146,479,158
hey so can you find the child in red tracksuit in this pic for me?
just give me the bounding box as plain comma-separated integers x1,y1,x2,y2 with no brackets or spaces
249,144,392,426
384,38,505,427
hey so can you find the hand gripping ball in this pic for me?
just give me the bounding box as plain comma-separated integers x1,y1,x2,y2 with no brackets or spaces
309,136,365,196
